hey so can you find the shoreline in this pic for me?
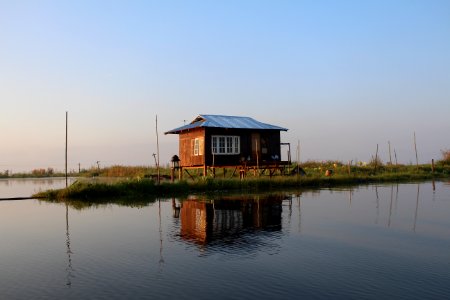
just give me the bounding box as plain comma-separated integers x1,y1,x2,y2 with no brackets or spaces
33,172,449,201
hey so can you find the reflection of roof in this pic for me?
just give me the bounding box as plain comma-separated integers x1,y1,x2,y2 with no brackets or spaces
165,114,288,134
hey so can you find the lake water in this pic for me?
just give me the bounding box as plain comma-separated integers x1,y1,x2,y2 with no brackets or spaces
1,179,450,299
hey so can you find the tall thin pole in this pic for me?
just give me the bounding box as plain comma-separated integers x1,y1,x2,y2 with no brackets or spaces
256,139,259,176
374,144,379,172
156,115,160,185
297,140,300,176
414,132,419,169
388,141,392,166
65,111,68,187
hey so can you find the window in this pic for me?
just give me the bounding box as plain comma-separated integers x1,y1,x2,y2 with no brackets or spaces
194,139,199,155
219,137,225,153
212,135,240,155
193,137,204,156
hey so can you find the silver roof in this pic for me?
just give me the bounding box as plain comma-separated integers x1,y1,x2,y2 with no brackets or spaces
165,114,288,134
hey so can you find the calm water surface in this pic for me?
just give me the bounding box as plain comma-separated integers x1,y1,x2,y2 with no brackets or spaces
1,179,450,299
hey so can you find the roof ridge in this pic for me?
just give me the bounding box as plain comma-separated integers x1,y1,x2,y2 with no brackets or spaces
165,114,288,134
200,114,250,118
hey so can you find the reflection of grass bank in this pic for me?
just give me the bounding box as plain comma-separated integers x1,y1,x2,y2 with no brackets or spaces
34,170,448,201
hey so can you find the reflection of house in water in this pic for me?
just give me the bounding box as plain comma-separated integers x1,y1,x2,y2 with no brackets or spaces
178,194,289,246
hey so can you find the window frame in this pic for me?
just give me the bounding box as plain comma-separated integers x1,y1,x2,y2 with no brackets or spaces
211,135,240,155
193,137,204,156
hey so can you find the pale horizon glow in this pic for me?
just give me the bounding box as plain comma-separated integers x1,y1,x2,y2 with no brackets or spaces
1,1,449,172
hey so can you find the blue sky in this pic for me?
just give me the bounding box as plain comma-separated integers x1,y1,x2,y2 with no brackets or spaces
1,0,449,171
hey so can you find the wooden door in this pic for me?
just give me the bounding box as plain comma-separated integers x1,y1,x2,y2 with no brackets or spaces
251,133,260,161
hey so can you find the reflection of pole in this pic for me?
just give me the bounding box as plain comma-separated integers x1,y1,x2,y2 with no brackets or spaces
158,199,164,272
413,184,420,232
388,185,393,227
297,194,302,233
65,203,74,286
395,184,399,211
375,186,379,224
172,198,180,218
256,197,260,227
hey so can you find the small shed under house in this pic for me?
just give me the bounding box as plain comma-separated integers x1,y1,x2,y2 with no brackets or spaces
165,114,291,178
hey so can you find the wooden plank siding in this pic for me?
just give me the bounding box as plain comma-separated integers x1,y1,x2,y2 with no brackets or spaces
179,128,206,167
178,128,282,168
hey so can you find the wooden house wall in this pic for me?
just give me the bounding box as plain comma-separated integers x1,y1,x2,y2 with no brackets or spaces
204,128,282,167
178,127,282,168
178,128,205,167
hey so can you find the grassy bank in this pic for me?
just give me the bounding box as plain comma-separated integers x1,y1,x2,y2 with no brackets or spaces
34,169,449,201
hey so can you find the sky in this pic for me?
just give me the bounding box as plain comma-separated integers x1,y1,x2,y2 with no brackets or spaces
1,0,449,172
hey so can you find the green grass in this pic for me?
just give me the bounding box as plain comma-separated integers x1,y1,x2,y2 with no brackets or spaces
34,167,449,201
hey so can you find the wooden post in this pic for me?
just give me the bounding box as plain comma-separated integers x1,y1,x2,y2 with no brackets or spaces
297,140,300,178
256,139,259,177
347,160,351,175
156,115,160,185
431,159,435,173
65,111,68,187
394,149,398,166
414,132,419,170
374,144,379,172
388,141,392,166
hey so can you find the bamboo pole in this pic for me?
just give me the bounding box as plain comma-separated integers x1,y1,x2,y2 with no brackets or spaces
388,141,392,166
394,149,398,166
374,144,379,172
297,140,300,177
156,115,160,185
256,139,259,177
414,132,419,169
65,111,68,187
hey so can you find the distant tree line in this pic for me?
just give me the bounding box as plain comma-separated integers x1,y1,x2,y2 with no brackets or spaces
0,167,65,178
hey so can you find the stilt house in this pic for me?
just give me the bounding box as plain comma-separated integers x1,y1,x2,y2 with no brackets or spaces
165,114,290,177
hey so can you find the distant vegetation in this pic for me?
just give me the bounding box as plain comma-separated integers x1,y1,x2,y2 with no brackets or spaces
7,150,450,200
34,158,450,201
0,165,168,179
440,149,450,165
0,168,65,179
5,149,450,181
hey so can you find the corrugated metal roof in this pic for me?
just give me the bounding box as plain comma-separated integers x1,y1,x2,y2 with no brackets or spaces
165,114,288,134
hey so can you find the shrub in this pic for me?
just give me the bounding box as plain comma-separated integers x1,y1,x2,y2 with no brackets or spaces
440,149,450,165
